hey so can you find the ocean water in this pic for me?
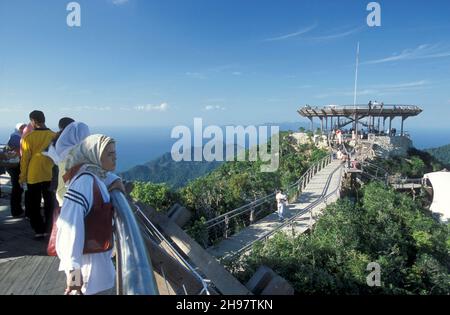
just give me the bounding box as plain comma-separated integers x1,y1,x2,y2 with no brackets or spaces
408,129,450,150
92,127,175,172
0,126,175,172
1,126,449,173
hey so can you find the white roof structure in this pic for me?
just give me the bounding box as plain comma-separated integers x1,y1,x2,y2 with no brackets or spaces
423,171,450,223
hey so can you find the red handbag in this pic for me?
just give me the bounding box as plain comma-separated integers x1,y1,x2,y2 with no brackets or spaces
47,173,114,256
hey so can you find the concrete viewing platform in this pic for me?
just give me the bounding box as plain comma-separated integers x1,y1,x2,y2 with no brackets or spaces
297,104,423,136
207,160,344,260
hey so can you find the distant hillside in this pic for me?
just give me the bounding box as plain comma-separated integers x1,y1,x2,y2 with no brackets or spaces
120,151,222,189
426,144,450,165
120,144,246,188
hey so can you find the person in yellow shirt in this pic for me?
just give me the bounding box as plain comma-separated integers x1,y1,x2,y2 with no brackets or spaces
19,110,56,238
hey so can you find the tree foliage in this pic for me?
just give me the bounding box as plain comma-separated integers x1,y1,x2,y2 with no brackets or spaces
130,181,178,212
234,182,450,294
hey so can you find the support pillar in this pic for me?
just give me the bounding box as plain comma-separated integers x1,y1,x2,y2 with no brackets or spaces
401,116,407,136
389,117,392,136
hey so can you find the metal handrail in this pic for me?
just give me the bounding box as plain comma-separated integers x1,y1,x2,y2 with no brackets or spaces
304,104,421,110
204,153,333,228
134,204,212,295
110,190,159,295
202,154,333,247
224,162,344,261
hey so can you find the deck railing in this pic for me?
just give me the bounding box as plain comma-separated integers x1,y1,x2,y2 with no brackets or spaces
202,154,334,246
111,190,159,295
222,161,344,261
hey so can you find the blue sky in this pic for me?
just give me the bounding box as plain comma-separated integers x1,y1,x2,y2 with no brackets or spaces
0,0,450,130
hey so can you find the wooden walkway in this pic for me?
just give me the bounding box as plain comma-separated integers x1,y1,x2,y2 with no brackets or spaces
0,197,65,295
207,160,344,259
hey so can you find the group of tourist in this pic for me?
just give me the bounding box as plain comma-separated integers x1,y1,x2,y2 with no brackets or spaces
1,110,124,295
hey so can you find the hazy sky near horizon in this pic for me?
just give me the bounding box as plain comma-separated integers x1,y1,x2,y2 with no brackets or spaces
0,0,449,130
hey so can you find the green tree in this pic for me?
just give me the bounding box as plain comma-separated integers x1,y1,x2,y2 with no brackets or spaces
131,182,178,212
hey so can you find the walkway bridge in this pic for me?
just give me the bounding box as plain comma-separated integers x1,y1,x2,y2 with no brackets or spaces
204,155,344,261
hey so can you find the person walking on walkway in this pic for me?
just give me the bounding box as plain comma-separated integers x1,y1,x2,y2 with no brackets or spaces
19,110,56,238
53,134,124,295
276,189,288,221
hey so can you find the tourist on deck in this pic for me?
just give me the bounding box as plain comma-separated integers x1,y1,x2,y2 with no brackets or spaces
19,111,56,238
6,123,27,217
19,122,35,219
336,129,343,145
54,121,90,207
276,189,288,221
53,134,124,295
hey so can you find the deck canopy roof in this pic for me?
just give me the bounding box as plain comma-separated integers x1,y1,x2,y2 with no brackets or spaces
297,104,423,135
298,104,422,118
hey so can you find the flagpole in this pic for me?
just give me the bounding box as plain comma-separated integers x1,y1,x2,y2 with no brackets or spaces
353,42,360,137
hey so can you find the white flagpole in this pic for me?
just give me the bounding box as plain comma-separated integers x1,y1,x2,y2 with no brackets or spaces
353,42,360,108
353,42,360,137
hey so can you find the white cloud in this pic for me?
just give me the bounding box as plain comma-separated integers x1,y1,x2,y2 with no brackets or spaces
205,105,226,111
111,0,129,5
60,106,112,111
264,23,317,41
308,26,365,41
314,81,431,99
362,44,450,65
369,80,430,91
0,106,25,112
205,98,226,103
232,72,242,76
134,102,168,112
186,72,207,79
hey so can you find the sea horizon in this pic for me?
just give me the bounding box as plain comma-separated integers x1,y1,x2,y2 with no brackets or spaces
1,125,449,172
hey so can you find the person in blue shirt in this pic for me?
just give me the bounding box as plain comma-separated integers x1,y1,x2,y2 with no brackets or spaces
6,123,27,217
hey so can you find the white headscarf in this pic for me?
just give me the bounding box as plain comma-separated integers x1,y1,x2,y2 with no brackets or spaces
64,134,115,179
55,122,90,160
15,123,26,133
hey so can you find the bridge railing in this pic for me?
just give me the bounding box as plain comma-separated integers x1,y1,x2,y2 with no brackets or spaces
203,154,334,246
223,161,344,262
133,204,213,295
111,190,159,295
358,161,424,189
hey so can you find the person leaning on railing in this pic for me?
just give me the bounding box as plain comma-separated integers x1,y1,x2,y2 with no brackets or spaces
48,134,125,295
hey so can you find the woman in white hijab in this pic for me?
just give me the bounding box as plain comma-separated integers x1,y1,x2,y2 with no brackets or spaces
55,134,124,295
48,122,91,206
